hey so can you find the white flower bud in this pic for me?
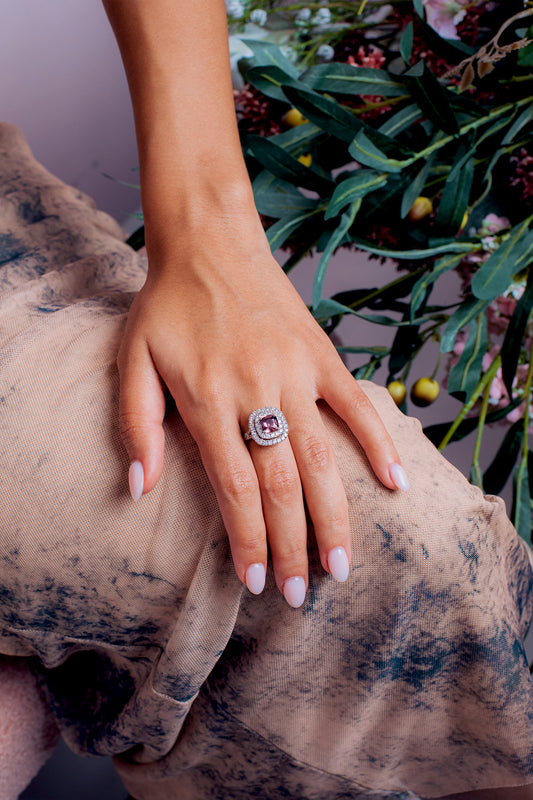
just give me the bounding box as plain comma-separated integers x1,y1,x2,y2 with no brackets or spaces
295,7,312,21
226,0,245,17
317,44,335,61
312,7,332,25
249,8,268,26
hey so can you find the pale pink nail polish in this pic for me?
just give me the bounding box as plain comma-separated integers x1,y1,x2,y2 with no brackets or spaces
129,460,144,502
390,462,409,491
328,547,349,582
245,563,266,595
283,576,306,608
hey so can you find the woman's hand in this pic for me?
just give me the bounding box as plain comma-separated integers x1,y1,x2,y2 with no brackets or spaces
117,211,409,608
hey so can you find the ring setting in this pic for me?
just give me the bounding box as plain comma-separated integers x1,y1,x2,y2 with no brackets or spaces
244,407,289,446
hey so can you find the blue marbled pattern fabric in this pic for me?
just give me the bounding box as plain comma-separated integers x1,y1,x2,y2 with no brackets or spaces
0,123,532,799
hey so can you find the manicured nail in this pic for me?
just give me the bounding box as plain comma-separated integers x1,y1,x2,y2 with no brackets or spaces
283,576,306,608
390,462,409,491
245,563,266,595
128,460,144,502
328,546,349,582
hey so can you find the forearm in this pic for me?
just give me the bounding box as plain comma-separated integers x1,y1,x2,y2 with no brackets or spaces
102,0,263,265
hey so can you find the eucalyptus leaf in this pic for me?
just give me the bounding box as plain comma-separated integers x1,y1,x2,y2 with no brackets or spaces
247,134,334,193
471,222,533,301
402,61,459,136
252,170,319,217
269,120,322,152
352,238,477,262
299,63,406,97
266,208,321,251
441,298,491,353
246,65,300,102
410,253,464,321
348,132,406,173
400,155,434,219
435,145,474,234
312,201,360,309
378,103,422,138
281,84,363,143
400,21,414,65
513,456,532,543
484,104,533,182
501,269,533,397
423,398,523,445
447,312,487,402
239,39,300,79
325,170,387,220
483,420,523,496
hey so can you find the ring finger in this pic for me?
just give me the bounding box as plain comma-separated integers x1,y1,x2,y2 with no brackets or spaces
244,406,309,609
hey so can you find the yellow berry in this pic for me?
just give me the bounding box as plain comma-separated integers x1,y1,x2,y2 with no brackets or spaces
298,153,312,167
410,377,440,407
282,108,308,128
408,196,433,222
387,380,407,406
460,211,469,231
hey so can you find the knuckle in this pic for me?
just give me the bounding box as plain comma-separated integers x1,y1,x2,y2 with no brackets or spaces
219,467,257,504
118,411,148,443
262,462,300,502
300,435,330,472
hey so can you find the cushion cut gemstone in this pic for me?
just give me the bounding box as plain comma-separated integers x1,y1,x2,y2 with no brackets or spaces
259,414,279,434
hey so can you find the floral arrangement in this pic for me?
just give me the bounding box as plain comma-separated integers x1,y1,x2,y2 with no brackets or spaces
226,0,533,539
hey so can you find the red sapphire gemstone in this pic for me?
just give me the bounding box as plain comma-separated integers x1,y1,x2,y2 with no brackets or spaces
259,414,279,434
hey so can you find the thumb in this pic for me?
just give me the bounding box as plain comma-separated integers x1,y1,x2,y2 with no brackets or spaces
117,338,167,500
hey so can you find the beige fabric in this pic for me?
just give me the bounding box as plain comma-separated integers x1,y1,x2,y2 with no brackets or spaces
0,122,532,799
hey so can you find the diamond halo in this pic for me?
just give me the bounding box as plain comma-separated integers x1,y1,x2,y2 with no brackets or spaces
244,407,289,446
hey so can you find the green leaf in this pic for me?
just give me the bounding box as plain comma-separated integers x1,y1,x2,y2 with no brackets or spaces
400,21,414,65
435,144,474,235
246,134,334,193
281,84,363,143
378,103,422,138
325,170,387,220
245,65,300,102
518,42,533,68
447,312,487,402
415,17,475,62
501,269,533,397
252,170,319,217
352,238,477,263
400,155,434,219
412,0,424,17
513,456,532,543
423,398,523,445
484,103,533,182
266,208,321,251
125,225,145,251
239,39,299,78
299,63,406,97
402,61,459,136
471,222,533,301
483,420,523,496
410,253,464,321
269,120,323,152
348,132,406,173
441,298,491,353
312,200,361,309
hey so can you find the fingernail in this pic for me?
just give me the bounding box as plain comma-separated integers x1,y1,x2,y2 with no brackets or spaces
390,462,409,491
328,546,349,582
245,563,266,595
129,460,144,502
283,576,306,608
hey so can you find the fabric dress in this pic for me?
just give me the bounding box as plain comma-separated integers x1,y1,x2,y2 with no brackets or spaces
0,122,532,799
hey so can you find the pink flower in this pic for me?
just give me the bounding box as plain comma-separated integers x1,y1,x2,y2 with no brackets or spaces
479,213,510,236
422,0,467,40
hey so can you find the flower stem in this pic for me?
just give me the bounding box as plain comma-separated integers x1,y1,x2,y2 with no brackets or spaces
471,376,491,488
438,355,501,451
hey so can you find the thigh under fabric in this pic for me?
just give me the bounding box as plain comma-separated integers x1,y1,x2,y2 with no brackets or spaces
0,123,532,800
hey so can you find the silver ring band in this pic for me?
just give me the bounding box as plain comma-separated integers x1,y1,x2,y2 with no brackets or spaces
244,407,289,446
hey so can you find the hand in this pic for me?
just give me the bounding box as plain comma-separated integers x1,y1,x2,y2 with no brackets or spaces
116,218,409,608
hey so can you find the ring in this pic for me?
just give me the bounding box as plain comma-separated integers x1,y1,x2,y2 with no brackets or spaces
243,407,289,446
